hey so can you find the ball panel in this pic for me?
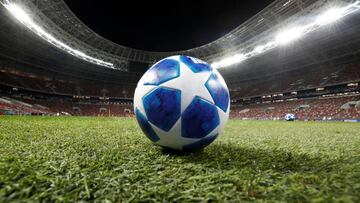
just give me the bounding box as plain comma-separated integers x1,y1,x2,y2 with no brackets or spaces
180,55,212,73
150,118,195,151
159,61,214,113
216,104,230,135
133,85,157,119
135,108,160,142
183,134,219,151
143,87,181,132
181,96,220,139
205,72,230,112
143,59,180,86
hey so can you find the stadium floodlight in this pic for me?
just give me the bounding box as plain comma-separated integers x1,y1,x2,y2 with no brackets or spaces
254,45,265,53
211,1,360,69
3,2,32,24
316,8,345,25
254,41,276,53
211,54,246,68
275,27,304,45
1,1,114,69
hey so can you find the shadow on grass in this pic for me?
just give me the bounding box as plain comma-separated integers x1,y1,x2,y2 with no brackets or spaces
160,147,205,156
161,143,340,174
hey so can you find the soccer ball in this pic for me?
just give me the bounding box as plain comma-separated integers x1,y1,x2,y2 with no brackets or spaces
134,55,230,151
285,113,296,121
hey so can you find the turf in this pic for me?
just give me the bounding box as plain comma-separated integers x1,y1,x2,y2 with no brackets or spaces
0,116,359,202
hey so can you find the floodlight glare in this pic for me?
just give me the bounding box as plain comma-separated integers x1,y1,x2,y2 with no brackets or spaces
210,1,360,69
221,54,246,66
212,54,246,68
2,1,114,69
254,45,265,53
275,27,304,44
316,8,345,25
4,3,32,24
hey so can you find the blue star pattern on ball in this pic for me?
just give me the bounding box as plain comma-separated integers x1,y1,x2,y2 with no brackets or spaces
181,96,219,139
143,87,181,132
205,72,230,112
183,134,219,152
135,108,160,142
143,59,180,85
180,55,212,73
134,55,230,151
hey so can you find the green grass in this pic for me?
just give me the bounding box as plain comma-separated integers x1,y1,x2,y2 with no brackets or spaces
0,116,360,202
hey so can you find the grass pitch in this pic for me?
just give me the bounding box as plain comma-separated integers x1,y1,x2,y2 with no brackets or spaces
0,116,360,202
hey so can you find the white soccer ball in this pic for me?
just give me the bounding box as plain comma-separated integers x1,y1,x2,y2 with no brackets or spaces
134,55,230,151
285,113,296,121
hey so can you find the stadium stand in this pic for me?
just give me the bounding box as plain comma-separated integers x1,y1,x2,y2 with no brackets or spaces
231,95,360,120
0,96,53,115
1,61,359,119
0,67,134,98
0,96,133,117
229,63,360,100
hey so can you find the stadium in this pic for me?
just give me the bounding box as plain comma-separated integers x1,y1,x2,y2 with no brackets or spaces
0,0,359,202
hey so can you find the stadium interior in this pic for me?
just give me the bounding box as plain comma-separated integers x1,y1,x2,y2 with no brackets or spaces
0,0,359,121
1,0,360,201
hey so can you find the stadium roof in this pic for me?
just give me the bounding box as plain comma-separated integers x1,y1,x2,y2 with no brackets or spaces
0,0,359,84
63,0,274,52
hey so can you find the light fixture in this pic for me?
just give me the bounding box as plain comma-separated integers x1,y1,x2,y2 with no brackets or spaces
211,54,246,68
254,45,265,53
316,8,345,25
211,1,360,69
275,27,304,44
2,1,114,69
